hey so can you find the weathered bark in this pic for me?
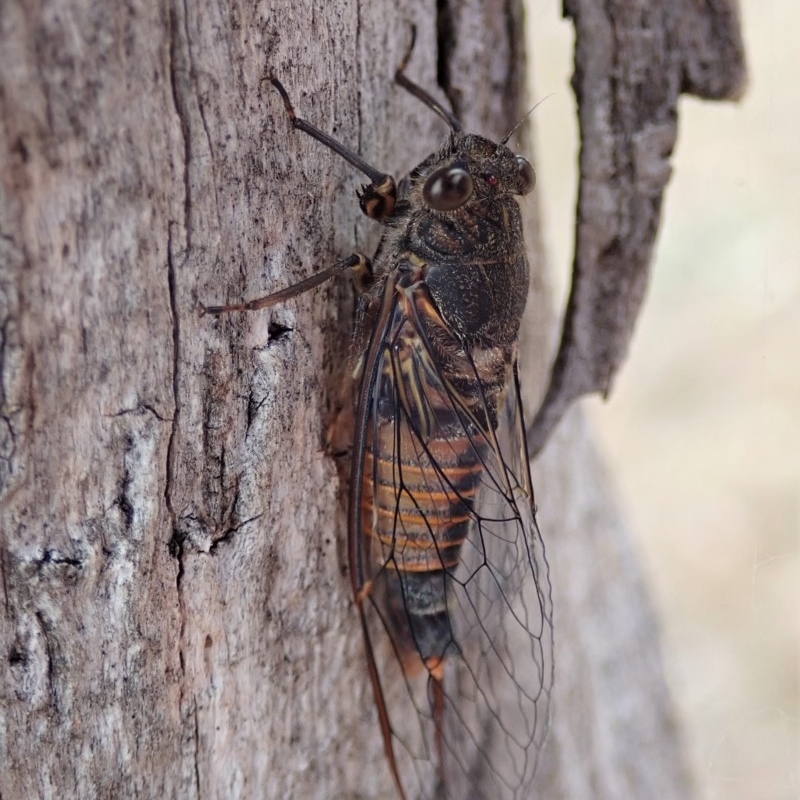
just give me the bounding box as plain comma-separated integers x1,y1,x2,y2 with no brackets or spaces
0,1,738,799
527,0,746,454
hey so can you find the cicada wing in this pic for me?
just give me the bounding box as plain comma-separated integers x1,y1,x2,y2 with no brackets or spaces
442,367,554,798
352,287,553,800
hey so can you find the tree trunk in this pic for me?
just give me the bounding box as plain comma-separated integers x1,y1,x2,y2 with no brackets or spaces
0,1,739,798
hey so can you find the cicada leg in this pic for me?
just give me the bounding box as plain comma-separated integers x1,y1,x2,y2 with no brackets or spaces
200,252,370,316
269,77,398,221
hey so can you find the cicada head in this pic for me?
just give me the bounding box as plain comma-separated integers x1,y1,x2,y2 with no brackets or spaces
416,133,535,213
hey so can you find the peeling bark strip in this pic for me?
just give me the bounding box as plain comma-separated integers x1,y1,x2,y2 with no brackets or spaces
526,0,746,456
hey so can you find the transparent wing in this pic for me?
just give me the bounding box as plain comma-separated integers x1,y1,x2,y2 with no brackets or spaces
351,283,554,800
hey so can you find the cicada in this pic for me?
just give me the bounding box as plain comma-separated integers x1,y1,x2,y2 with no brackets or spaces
205,54,554,800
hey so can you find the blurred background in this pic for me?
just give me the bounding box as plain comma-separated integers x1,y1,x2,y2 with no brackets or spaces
527,2,799,799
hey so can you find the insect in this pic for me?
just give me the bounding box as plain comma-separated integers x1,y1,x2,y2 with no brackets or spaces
205,49,554,800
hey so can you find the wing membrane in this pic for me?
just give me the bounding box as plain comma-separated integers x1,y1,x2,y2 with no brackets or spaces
351,280,553,800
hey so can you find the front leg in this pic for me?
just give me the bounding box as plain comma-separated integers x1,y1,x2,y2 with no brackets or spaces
270,76,397,221
201,253,371,316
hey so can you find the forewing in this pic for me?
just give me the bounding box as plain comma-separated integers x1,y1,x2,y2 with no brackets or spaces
351,287,554,800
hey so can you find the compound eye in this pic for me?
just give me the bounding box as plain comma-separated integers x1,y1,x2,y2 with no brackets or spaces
516,156,535,195
423,166,474,211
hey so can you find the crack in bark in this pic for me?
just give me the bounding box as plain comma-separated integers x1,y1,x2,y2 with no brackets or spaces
115,464,135,530
245,388,269,433
165,13,190,744
169,3,194,247
164,222,182,537
34,550,85,571
193,701,202,797
167,7,209,780
1,543,9,612
435,0,458,118
503,0,516,99
104,404,172,422
165,218,185,689
267,320,292,345
0,263,23,496
208,513,262,554
34,610,59,716
166,0,192,696
355,1,364,160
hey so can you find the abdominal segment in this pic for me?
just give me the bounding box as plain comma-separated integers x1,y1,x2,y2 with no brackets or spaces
361,357,491,672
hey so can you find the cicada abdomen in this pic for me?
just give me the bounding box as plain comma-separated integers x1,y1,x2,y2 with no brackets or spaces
205,57,554,800
360,290,493,671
